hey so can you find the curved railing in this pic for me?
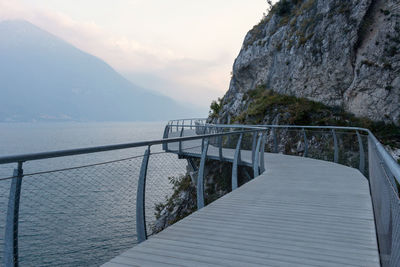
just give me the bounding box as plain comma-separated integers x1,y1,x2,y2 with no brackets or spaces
166,118,207,132
167,118,400,267
0,118,399,266
0,128,259,266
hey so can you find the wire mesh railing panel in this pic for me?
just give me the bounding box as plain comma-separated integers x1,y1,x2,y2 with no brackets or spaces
369,137,400,267
305,130,335,162
2,156,143,267
275,129,304,156
206,126,219,149
335,131,360,168
145,151,190,236
240,132,254,152
362,134,370,177
203,159,232,205
216,131,238,161
0,176,12,264
262,129,273,153
259,128,299,155
390,190,400,266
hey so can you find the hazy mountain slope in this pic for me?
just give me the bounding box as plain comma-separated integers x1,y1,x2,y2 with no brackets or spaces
0,20,194,122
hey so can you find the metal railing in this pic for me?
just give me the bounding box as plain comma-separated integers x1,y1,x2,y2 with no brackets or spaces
1,118,399,266
167,118,400,267
0,128,260,266
166,118,207,132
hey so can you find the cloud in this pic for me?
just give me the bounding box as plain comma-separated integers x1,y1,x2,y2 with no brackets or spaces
0,0,28,20
0,0,255,109
0,0,183,70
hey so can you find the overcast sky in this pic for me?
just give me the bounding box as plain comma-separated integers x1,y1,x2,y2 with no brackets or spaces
0,0,271,111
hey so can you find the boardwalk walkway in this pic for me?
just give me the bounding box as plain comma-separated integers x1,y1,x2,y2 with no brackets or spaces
103,130,379,266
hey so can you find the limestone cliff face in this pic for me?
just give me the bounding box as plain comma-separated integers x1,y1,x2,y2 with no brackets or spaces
219,0,400,125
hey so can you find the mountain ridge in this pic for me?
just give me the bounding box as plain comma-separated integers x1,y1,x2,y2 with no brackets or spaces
0,20,197,122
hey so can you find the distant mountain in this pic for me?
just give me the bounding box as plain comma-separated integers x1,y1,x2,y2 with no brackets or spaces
0,20,198,122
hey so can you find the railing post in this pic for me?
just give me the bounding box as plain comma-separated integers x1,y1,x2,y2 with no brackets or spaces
332,129,339,163
253,133,262,177
197,138,209,209
136,147,150,243
190,120,193,130
356,131,365,175
162,125,169,151
227,127,231,144
178,128,184,154
259,132,266,174
4,162,23,267
302,128,308,157
163,125,169,139
218,128,223,161
272,128,278,153
251,131,257,163
176,120,178,131
232,134,243,190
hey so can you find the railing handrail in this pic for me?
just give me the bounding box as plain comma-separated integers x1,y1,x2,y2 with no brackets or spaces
167,118,207,123
168,121,370,132
1,120,398,184
0,129,257,165
167,119,400,184
368,130,400,185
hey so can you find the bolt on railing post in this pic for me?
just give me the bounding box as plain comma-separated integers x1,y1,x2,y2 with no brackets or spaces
197,138,209,209
4,161,23,267
253,133,263,177
272,128,278,153
302,128,308,157
332,129,339,163
356,131,365,175
259,131,266,174
178,128,184,154
232,133,243,190
136,147,150,243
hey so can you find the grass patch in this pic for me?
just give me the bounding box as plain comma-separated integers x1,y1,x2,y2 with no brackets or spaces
233,85,400,147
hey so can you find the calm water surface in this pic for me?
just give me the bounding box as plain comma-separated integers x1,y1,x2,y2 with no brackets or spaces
0,122,185,266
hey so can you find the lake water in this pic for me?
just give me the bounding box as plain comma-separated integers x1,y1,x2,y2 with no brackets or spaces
0,122,189,266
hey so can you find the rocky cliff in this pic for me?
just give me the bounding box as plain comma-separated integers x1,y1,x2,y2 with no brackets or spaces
216,0,400,125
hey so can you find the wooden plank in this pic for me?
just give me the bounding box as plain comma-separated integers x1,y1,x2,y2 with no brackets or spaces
103,130,380,267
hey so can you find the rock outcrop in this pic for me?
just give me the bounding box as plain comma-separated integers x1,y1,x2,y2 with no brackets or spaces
218,0,400,125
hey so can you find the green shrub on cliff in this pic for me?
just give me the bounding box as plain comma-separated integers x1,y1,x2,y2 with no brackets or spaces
232,85,400,147
209,98,222,119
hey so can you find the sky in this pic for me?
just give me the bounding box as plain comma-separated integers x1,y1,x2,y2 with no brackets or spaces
0,0,271,112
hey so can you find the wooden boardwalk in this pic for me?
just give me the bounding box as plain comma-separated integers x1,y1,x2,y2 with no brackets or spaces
103,131,380,267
